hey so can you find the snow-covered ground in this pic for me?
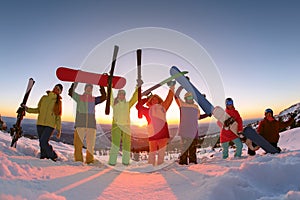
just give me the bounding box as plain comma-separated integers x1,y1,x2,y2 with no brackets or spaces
1,128,300,200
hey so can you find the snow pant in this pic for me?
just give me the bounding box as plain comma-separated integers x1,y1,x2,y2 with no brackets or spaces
221,138,243,159
148,138,168,166
74,127,96,164
109,124,131,165
179,138,198,165
37,125,57,160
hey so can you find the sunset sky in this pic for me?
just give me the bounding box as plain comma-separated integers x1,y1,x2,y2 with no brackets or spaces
1,0,300,126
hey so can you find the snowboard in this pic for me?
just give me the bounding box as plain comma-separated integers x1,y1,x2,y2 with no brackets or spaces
170,66,214,115
141,71,188,97
213,106,238,134
56,66,126,89
243,126,280,154
170,66,258,150
10,78,35,147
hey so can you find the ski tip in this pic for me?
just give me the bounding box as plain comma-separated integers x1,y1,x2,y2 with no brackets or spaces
29,78,35,84
171,66,180,70
113,45,119,52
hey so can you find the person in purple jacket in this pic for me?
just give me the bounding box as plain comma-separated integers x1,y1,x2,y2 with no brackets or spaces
175,86,210,165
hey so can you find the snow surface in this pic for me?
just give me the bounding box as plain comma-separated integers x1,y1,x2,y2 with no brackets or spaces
1,128,300,200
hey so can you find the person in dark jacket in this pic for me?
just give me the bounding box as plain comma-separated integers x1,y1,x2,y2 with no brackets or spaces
248,108,294,155
0,114,7,131
68,83,106,164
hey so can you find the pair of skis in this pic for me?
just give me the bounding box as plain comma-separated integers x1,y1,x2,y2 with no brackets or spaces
10,78,35,148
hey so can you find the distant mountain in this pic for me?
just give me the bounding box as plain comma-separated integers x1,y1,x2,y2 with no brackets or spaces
3,102,299,152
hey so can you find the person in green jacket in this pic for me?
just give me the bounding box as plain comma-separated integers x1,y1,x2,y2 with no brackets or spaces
108,85,138,166
25,84,63,161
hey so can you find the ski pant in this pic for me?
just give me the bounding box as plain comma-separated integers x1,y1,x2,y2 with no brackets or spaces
109,124,131,165
148,138,168,166
37,125,57,160
74,127,96,164
179,138,198,164
221,138,243,159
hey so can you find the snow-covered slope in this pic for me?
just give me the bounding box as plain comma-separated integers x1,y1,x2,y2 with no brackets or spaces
1,127,300,200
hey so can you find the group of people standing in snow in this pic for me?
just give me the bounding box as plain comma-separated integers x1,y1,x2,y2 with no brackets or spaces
20,77,294,165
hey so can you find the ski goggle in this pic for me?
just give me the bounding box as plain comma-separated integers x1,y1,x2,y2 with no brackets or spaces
226,99,233,105
265,108,273,115
185,96,194,100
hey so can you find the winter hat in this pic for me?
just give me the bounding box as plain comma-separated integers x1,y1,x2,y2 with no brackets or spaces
265,108,273,116
55,84,63,91
225,98,234,106
85,83,93,90
147,94,163,106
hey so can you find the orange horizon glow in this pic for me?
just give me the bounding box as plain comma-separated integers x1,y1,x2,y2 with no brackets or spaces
2,111,264,126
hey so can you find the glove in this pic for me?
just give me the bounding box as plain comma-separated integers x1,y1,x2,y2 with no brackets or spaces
68,83,76,97
21,104,28,111
136,79,144,87
56,131,61,139
238,132,247,143
224,117,235,127
99,86,106,96
167,80,176,87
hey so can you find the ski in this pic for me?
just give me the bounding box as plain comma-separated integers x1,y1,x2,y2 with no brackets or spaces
141,71,188,97
136,49,142,118
105,45,119,115
10,78,35,148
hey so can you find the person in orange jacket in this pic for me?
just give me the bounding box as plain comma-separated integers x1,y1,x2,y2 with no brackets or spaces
136,81,175,166
248,108,294,155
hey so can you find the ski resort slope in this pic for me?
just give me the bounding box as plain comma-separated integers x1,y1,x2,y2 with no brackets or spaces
0,128,300,200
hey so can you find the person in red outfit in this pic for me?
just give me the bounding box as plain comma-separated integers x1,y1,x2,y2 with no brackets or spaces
218,98,243,159
136,81,175,166
248,108,294,155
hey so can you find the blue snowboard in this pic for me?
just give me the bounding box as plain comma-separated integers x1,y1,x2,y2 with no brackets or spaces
243,126,280,154
170,66,214,115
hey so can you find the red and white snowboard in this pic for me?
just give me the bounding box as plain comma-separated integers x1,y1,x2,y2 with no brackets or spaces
56,67,126,89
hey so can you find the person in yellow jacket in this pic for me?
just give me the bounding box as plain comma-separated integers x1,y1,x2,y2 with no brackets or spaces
108,86,138,166
24,84,63,162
